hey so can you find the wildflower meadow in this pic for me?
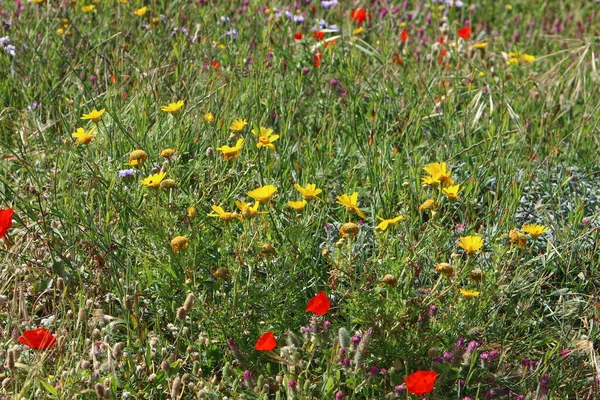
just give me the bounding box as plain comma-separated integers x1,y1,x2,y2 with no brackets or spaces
1,0,600,399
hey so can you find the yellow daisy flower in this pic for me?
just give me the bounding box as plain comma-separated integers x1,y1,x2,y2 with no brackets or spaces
294,183,322,201
376,215,403,231
442,184,461,201
140,172,166,188
161,100,184,115
235,201,266,220
459,288,480,298
288,200,307,212
207,205,241,222
252,127,279,151
247,185,277,204
81,108,105,122
71,127,96,145
521,224,548,240
336,192,367,219
216,138,244,160
230,119,248,131
133,6,147,16
81,4,95,12
458,235,484,255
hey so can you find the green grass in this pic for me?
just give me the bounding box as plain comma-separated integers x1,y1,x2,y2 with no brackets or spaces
1,0,599,398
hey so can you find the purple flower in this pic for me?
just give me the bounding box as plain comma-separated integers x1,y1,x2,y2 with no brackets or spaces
119,169,138,178
288,380,297,389
466,340,481,353
351,335,361,345
394,384,406,394
335,391,344,400
321,0,338,8
443,352,453,362
225,29,238,39
4,44,16,57
0,36,9,46
293,15,305,23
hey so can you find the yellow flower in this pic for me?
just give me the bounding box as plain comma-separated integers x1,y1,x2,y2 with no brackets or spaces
520,54,535,63
230,119,248,131
235,201,266,220
418,199,437,212
507,57,519,66
81,108,105,122
458,235,484,255
133,6,147,16
376,215,403,231
161,100,184,115
252,127,279,151
170,236,189,253
160,148,177,158
81,4,95,12
473,42,488,49
353,27,365,35
336,192,367,219
204,113,215,123
71,127,96,145
187,207,197,219
442,184,461,201
129,149,148,167
216,138,244,160
509,228,527,248
140,172,166,188
459,288,481,298
339,222,359,238
288,200,307,212
294,183,322,201
207,205,241,222
521,224,548,240
422,162,454,186
247,185,277,204
505,4,513,10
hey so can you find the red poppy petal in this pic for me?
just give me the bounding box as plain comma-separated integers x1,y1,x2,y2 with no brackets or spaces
404,370,438,396
458,26,471,39
306,290,331,315
0,208,13,238
17,327,56,349
254,331,277,351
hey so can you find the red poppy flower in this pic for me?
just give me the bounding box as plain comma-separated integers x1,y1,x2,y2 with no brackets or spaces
438,36,445,44
324,39,337,48
392,53,403,64
17,327,57,349
294,31,302,41
458,26,471,39
400,29,409,42
313,51,322,67
350,8,370,25
254,331,277,351
404,370,438,395
0,208,13,238
311,30,325,41
306,290,331,315
212,61,221,69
